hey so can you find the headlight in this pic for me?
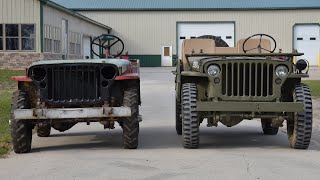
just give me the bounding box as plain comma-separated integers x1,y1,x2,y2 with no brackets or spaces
275,65,288,77
207,65,220,77
192,61,200,71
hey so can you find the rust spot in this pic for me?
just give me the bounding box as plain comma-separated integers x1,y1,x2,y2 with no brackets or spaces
108,108,114,115
32,109,38,118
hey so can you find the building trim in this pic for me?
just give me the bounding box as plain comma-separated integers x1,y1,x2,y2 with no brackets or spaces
40,1,44,52
71,7,320,12
40,0,112,31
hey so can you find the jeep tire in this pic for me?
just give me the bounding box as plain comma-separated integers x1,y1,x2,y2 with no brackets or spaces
176,98,182,135
181,83,199,149
122,87,139,149
11,90,33,153
287,83,312,149
261,118,279,135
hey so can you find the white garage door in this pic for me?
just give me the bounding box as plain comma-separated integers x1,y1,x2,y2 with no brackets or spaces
177,22,235,60
294,24,320,66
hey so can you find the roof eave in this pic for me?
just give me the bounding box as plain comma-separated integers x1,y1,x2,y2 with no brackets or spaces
72,7,320,11
42,0,112,30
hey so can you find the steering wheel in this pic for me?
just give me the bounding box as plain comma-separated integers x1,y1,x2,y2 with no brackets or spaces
91,34,124,58
242,34,277,53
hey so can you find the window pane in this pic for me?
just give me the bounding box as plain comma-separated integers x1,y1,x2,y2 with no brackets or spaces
0,38,3,50
6,38,19,50
22,38,34,50
0,24,3,37
5,24,18,37
21,24,34,38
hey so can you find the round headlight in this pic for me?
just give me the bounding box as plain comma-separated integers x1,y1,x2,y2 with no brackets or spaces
207,65,220,77
275,65,288,77
192,61,200,70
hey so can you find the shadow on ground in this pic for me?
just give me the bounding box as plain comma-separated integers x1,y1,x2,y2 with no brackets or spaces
30,124,320,153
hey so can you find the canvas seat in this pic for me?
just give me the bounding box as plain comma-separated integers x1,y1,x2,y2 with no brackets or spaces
181,39,216,69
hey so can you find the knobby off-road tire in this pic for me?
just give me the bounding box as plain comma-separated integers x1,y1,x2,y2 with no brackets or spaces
261,118,279,135
287,83,312,149
176,98,182,135
122,87,139,149
36,123,51,137
11,90,33,153
182,83,199,149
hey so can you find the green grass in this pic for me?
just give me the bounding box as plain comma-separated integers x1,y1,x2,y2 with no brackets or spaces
0,91,12,157
0,70,24,157
303,80,320,97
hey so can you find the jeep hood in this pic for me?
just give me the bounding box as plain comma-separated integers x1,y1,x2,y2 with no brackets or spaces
29,59,131,75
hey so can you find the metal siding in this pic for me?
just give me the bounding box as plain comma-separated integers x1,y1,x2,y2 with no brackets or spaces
43,5,107,39
80,10,320,54
0,0,41,52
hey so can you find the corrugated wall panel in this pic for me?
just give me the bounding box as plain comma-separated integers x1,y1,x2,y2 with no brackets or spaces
80,10,320,54
43,5,107,39
0,0,41,52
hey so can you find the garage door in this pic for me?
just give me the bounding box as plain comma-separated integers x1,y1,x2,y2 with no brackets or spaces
294,24,320,66
177,22,235,60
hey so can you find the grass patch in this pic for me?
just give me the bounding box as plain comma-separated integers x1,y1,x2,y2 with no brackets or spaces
0,91,13,157
303,80,320,97
0,70,23,157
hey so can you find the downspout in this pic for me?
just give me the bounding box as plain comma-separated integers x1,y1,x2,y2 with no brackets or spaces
39,0,48,53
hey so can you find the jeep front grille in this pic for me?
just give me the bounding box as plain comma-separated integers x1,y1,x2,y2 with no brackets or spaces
47,65,101,101
29,64,117,106
221,62,274,97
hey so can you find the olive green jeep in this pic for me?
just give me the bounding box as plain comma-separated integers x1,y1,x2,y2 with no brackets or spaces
174,34,312,149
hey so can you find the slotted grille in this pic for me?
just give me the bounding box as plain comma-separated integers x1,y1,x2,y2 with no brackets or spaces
221,62,274,97
47,65,101,102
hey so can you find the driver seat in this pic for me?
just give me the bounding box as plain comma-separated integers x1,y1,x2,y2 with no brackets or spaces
237,38,272,53
181,39,216,70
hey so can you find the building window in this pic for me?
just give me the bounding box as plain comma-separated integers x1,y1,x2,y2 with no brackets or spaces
75,33,81,54
21,24,35,50
44,25,52,52
6,24,19,50
53,27,61,53
69,32,81,55
0,24,3,50
1,24,35,51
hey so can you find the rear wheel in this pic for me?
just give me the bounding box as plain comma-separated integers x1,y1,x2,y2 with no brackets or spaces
261,118,279,135
287,83,312,149
181,83,199,149
175,98,182,135
122,87,139,149
11,90,33,153
36,123,51,137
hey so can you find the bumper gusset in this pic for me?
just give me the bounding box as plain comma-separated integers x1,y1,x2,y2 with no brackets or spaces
14,107,131,120
197,102,303,112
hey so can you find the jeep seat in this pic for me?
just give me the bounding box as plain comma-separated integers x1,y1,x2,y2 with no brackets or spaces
181,39,216,70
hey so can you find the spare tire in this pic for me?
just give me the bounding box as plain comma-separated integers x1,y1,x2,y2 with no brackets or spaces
197,35,229,47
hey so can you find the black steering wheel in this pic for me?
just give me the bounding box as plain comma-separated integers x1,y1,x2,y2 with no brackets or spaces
91,34,124,58
242,34,277,53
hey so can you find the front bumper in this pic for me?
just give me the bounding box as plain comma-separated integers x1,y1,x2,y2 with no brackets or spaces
197,101,303,112
14,107,131,120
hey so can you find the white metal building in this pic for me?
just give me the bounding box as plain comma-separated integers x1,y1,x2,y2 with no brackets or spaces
52,0,320,67
1,0,320,68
